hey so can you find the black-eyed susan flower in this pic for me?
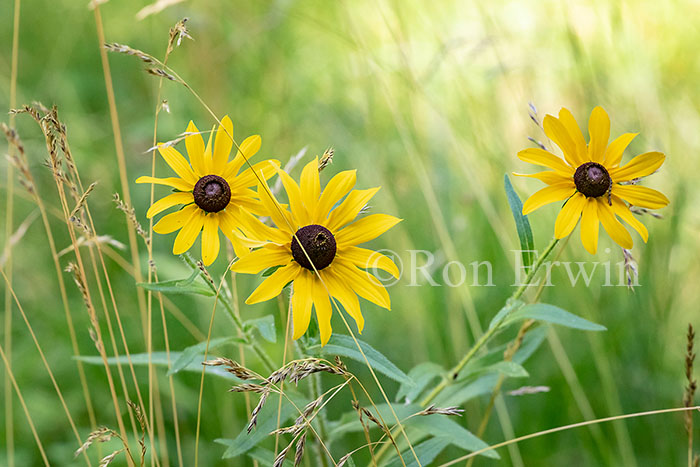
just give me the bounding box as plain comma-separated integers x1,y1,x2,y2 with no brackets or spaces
230,159,401,345
136,116,279,265
517,106,669,254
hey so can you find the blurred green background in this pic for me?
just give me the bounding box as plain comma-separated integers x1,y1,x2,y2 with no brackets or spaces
1,0,698,465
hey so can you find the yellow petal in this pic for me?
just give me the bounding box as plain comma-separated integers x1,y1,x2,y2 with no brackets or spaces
233,208,291,245
554,192,586,239
311,276,333,346
212,115,234,174
587,106,610,163
223,134,263,179
136,175,193,192
580,197,599,255
337,246,399,279
543,113,580,167
245,263,301,305
609,152,665,182
201,214,220,266
257,178,296,234
185,120,206,177
231,245,291,274
157,145,198,185
291,271,314,340
325,267,363,333
521,182,576,215
597,200,633,249
517,148,574,176
229,159,280,191
153,204,198,234
557,108,587,165
611,195,648,242
277,167,310,225
603,133,637,168
173,209,205,255
326,187,380,232
300,158,320,214
315,170,357,221
612,185,669,209
513,171,571,186
333,261,390,310
335,214,402,247
203,124,215,174
146,192,194,218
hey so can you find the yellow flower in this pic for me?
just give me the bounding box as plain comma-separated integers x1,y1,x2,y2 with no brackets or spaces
231,159,401,345
517,107,669,254
136,116,279,265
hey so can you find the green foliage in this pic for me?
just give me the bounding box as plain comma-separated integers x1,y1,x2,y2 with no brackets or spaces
137,269,214,296
504,174,535,268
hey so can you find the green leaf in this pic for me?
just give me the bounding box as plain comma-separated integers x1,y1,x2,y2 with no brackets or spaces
488,299,525,330
386,437,451,467
169,337,246,376
247,448,293,467
504,303,606,331
137,269,214,296
216,394,305,459
244,315,277,343
504,174,535,269
395,362,444,403
320,334,412,385
75,352,242,382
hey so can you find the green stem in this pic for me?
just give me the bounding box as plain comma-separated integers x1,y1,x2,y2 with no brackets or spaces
181,253,275,373
295,340,330,467
420,238,559,406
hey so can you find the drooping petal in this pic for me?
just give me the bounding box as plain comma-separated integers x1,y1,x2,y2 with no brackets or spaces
513,171,571,186
521,182,576,215
580,197,599,254
517,148,574,176
597,200,633,249
157,145,198,185
325,267,363,333
336,246,399,279
291,271,314,340
201,214,220,266
230,244,291,274
335,214,402,247
333,261,390,310
300,158,320,214
587,106,610,163
173,209,205,255
223,134,262,179
311,276,333,346
245,262,301,305
315,170,357,221
277,167,310,225
136,176,193,192
543,113,580,167
554,192,586,239
603,132,638,168
228,160,280,191
212,115,234,174
146,192,194,218
609,152,665,182
611,195,648,242
612,185,670,209
185,120,206,177
557,108,587,165
153,204,198,234
326,187,380,232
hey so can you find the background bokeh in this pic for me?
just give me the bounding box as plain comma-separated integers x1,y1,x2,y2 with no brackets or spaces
1,0,698,465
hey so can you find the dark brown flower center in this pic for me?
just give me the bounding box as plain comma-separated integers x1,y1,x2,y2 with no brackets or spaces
193,174,231,213
291,224,337,271
574,162,612,198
